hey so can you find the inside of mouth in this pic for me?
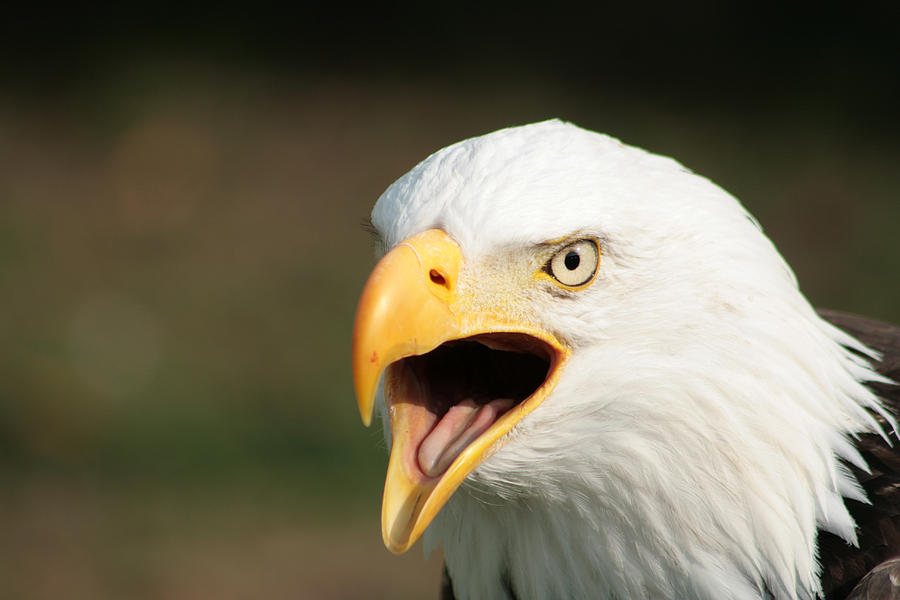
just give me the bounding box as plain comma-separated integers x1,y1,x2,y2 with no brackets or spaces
395,333,552,478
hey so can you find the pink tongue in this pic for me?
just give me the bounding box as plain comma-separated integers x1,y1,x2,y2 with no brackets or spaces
417,398,515,478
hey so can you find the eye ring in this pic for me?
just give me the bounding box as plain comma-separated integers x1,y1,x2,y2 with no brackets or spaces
545,238,600,289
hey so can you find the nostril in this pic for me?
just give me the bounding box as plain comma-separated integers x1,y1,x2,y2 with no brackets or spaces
429,269,448,288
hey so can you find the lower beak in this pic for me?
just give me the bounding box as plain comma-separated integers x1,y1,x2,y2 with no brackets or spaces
352,229,568,553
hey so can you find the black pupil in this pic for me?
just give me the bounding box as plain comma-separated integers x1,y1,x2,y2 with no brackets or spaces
564,250,580,271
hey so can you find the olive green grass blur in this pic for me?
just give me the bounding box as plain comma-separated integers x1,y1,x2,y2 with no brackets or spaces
1,17,899,598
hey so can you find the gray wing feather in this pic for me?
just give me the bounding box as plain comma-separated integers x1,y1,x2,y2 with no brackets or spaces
845,558,900,600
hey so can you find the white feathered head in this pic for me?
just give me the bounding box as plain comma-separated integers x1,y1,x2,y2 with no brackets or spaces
352,120,890,599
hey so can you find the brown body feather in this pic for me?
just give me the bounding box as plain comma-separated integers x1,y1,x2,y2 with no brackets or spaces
818,311,900,599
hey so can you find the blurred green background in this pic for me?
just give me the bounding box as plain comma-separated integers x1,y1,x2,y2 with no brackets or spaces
1,5,898,599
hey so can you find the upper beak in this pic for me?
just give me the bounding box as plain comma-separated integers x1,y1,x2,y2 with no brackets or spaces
352,229,568,553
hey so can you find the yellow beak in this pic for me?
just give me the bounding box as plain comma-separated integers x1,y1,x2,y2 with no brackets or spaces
352,229,569,553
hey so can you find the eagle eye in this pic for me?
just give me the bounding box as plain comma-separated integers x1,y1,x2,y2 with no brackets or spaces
546,238,599,288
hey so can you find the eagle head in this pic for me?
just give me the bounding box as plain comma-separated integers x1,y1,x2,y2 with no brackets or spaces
351,120,891,599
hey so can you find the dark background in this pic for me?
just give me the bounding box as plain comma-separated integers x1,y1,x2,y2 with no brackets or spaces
1,5,898,598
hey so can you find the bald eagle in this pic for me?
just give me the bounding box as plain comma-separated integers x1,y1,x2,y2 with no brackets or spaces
350,120,900,599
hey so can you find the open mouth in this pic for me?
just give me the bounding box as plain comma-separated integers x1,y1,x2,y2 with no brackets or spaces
385,332,555,481
351,228,574,552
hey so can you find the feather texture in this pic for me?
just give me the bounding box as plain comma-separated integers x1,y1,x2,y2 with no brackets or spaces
368,120,898,599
